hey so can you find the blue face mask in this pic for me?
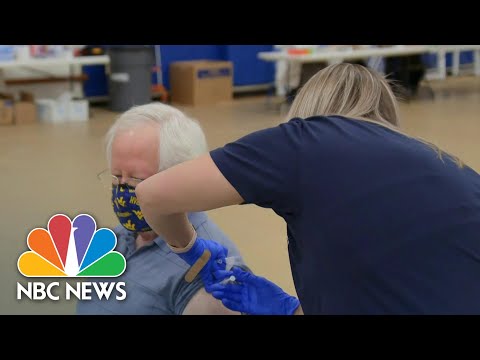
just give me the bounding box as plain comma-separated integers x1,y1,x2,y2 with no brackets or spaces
112,184,152,233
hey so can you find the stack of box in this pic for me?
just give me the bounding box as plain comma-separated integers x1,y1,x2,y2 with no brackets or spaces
0,91,37,125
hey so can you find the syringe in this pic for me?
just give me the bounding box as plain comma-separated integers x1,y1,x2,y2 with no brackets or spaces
217,256,242,284
216,256,243,271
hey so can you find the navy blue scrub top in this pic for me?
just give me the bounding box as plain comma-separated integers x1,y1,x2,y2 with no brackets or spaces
210,115,480,314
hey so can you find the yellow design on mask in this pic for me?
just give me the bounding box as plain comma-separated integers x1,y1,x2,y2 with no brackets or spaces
132,209,144,220
129,196,138,205
115,211,131,218
115,197,126,207
123,219,136,231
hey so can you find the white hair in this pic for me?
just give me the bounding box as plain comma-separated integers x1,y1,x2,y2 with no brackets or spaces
105,102,208,171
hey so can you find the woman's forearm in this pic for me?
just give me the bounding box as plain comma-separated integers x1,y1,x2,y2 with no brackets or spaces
135,155,243,248
146,212,195,248
136,179,195,248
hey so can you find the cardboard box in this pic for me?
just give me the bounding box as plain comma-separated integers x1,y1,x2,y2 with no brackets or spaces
0,99,14,125
170,60,233,106
0,70,6,92
14,102,36,124
14,91,37,124
0,93,14,125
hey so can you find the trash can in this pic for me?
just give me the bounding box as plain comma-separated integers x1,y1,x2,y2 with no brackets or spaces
108,45,154,112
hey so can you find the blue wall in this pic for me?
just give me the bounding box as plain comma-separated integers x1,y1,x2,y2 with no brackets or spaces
422,51,474,68
82,64,109,97
223,45,275,86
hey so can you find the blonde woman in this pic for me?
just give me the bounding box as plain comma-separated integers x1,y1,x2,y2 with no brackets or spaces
136,63,480,315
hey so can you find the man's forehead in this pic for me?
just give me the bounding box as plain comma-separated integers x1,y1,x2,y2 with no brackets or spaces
115,124,160,143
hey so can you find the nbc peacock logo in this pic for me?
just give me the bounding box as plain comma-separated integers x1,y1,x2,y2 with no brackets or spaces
17,214,127,302
18,214,126,277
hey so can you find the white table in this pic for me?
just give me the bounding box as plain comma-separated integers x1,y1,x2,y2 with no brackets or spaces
0,55,110,97
259,45,429,63
0,55,110,69
258,45,480,81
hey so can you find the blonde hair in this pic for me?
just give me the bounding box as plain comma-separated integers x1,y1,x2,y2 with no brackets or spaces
287,63,463,167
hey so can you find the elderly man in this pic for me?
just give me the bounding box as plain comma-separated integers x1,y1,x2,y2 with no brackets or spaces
77,102,248,315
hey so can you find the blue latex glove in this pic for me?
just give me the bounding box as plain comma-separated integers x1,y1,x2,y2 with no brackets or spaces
209,267,300,315
175,237,228,290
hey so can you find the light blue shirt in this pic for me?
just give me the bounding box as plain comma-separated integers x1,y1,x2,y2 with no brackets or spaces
76,212,247,315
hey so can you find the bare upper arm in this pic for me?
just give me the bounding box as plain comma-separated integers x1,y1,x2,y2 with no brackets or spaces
136,153,244,215
182,287,240,315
